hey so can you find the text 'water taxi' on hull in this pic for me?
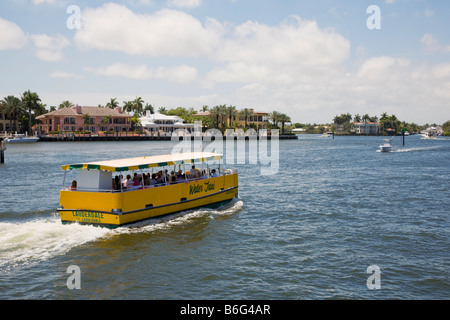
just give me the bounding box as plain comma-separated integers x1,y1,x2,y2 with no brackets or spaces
58,152,238,228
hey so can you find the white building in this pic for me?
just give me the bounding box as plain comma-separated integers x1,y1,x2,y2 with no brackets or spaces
354,122,380,135
139,112,195,136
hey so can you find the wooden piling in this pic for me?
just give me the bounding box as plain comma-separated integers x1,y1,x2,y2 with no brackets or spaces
0,140,5,164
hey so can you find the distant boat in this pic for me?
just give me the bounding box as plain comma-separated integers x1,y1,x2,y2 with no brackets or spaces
379,139,396,152
4,133,39,143
422,128,437,139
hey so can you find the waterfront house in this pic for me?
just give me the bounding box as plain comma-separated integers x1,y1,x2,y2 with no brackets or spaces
354,122,380,135
139,112,195,136
35,105,132,134
193,109,269,128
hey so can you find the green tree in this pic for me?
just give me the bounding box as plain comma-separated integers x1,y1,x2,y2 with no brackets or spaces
239,108,254,128
269,111,281,126
210,105,227,128
59,100,74,109
278,113,291,134
1,95,24,132
106,98,119,109
441,120,450,133
226,105,238,127
123,100,134,114
133,97,144,117
83,113,91,131
144,103,154,115
21,90,41,134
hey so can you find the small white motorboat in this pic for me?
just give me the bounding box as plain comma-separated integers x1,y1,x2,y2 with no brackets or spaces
4,133,39,143
379,139,395,152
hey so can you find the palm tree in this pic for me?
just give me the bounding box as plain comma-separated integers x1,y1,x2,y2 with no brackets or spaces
21,90,41,134
226,105,238,127
123,100,134,114
59,100,74,109
106,98,119,109
239,108,254,128
83,113,91,131
278,113,291,134
158,107,167,115
133,97,144,117
380,112,389,121
144,103,154,115
362,114,370,123
1,95,24,132
210,105,227,128
354,114,361,122
201,105,209,112
269,111,281,126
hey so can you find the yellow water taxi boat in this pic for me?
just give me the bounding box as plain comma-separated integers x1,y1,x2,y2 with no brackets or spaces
58,152,238,228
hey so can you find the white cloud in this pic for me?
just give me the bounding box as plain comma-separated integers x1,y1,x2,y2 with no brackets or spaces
74,3,221,57
0,18,28,50
421,33,450,54
50,71,82,79
206,16,350,85
31,34,70,61
32,0,57,4
84,63,197,83
167,0,202,8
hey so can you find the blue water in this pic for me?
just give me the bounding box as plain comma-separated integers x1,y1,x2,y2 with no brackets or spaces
0,135,448,299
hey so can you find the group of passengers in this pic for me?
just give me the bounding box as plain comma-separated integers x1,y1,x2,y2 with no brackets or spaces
111,165,219,191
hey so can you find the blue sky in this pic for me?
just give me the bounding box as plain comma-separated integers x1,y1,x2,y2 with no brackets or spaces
1,0,449,124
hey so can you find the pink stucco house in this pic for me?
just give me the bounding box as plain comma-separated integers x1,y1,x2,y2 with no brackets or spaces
36,105,132,133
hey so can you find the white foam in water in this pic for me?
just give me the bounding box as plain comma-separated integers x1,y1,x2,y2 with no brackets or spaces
116,198,244,235
0,216,111,270
0,200,244,269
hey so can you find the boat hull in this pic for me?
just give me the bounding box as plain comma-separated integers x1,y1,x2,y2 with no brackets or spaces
379,146,394,152
58,173,238,228
4,137,39,143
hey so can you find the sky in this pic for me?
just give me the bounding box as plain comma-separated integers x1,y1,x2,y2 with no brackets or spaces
1,0,449,125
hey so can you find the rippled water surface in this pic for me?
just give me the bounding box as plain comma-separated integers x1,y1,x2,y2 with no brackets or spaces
0,135,448,299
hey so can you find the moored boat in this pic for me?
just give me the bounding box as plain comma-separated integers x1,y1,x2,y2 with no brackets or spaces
58,152,238,228
4,132,39,143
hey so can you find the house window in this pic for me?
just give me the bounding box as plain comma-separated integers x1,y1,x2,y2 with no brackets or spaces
64,117,76,124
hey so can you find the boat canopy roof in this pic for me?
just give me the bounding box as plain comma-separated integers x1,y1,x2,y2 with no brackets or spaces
62,152,223,172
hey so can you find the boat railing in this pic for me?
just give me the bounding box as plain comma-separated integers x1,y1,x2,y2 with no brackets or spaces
62,171,238,193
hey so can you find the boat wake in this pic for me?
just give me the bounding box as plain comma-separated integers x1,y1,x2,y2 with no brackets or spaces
0,215,110,271
376,146,443,153
116,198,244,234
0,199,244,271
394,146,443,152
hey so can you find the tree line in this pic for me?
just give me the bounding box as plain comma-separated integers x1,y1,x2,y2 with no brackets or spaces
331,112,435,135
1,91,292,133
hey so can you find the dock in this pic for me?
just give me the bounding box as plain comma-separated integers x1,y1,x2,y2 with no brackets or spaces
37,134,298,142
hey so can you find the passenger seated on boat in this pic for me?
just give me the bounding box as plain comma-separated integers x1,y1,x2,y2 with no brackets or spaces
200,170,207,179
69,180,77,191
123,174,132,189
132,176,141,187
150,173,158,186
143,174,150,186
114,176,121,190
170,176,177,184
211,169,218,177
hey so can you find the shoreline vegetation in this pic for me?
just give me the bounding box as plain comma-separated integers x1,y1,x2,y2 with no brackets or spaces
1,91,449,137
